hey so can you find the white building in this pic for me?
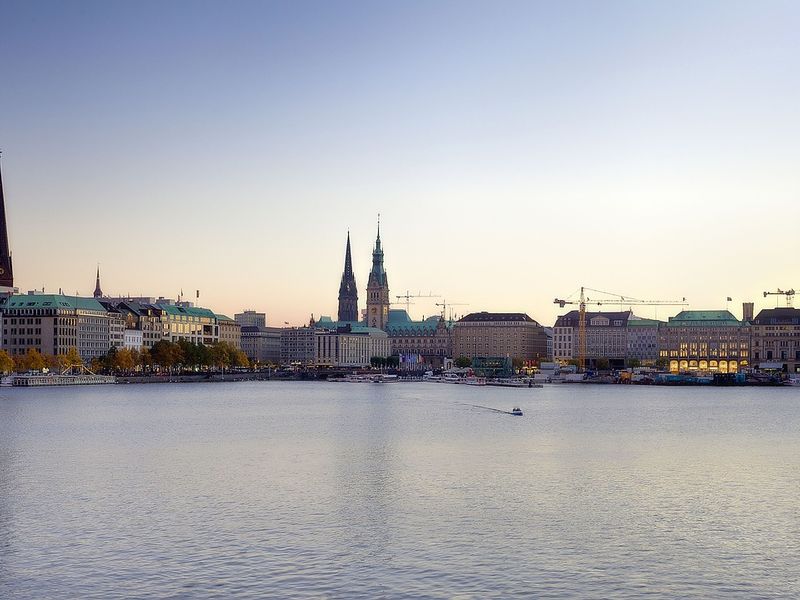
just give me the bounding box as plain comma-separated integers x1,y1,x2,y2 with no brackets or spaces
123,329,144,350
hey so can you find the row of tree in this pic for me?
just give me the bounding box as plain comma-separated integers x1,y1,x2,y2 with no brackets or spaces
0,340,250,375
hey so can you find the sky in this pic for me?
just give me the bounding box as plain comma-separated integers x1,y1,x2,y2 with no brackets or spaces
1,0,798,326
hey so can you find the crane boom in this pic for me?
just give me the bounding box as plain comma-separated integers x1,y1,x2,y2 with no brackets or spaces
554,287,688,373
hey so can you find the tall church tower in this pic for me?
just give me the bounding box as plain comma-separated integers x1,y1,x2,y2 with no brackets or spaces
337,232,358,322
93,265,103,298
0,153,14,289
366,217,390,330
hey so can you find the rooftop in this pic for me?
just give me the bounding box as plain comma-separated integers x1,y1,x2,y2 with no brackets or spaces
156,303,217,319
458,312,538,324
752,307,800,325
666,310,743,327
1,293,106,312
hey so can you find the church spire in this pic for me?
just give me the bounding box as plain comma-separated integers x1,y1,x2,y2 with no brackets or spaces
344,230,353,276
93,265,103,298
0,152,14,289
337,231,358,322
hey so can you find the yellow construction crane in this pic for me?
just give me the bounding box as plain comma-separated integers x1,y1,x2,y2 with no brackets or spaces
554,287,688,372
763,288,795,307
395,290,441,314
435,300,469,321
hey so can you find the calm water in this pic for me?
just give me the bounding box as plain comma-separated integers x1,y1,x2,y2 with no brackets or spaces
1,382,799,599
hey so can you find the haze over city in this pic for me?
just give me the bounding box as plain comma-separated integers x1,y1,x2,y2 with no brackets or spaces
1,0,798,325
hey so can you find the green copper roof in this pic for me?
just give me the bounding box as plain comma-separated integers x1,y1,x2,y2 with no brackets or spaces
156,304,217,319
2,294,106,311
215,314,234,322
666,310,743,327
385,309,450,335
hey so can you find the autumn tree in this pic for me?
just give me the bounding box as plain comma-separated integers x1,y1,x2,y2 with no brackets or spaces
114,348,135,373
0,350,14,374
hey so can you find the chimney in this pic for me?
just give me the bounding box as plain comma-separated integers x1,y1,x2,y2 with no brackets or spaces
742,302,754,322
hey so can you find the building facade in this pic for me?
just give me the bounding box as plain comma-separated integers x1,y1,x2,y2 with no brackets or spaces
626,318,662,365
553,311,632,367
234,310,266,329
124,328,144,350
280,327,316,366
750,308,800,373
116,301,165,349
216,314,242,349
453,312,547,362
158,304,218,345
384,309,453,369
240,325,282,364
313,325,391,368
659,310,750,373
0,294,115,362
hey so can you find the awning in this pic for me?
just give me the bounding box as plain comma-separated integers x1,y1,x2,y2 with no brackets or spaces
758,362,785,370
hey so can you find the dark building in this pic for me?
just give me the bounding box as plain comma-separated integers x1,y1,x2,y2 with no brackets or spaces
0,154,14,289
751,307,800,373
337,232,359,322
365,220,390,330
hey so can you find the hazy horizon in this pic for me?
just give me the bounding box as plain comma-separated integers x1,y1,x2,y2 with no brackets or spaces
2,1,798,325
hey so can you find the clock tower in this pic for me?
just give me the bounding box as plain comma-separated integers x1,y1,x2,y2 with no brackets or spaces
365,217,390,330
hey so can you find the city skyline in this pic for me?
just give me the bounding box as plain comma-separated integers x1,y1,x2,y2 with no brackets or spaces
1,1,798,324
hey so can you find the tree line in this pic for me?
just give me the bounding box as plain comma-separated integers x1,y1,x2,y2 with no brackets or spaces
0,340,250,375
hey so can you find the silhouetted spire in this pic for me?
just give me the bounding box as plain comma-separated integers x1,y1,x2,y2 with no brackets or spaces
93,265,103,298
0,153,14,288
338,231,359,322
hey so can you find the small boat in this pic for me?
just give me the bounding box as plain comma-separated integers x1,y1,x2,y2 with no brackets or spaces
510,407,523,416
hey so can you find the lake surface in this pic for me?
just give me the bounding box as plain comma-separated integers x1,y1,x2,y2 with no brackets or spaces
1,382,799,598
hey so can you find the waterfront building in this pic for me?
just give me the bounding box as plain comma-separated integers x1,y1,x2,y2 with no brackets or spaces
337,232,359,323
157,304,218,345
280,326,316,366
123,328,144,350
544,327,553,361
365,222,390,330
658,310,750,373
0,156,15,294
453,312,547,362
115,301,165,349
216,314,242,349
750,307,800,373
313,320,391,368
102,302,126,351
0,294,116,362
234,310,266,328
240,325,282,364
384,309,453,369
553,310,632,368
626,318,662,365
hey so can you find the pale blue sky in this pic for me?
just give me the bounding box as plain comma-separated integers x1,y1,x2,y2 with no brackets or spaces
1,1,798,324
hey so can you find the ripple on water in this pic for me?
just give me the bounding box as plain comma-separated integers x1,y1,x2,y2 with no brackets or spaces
1,382,799,598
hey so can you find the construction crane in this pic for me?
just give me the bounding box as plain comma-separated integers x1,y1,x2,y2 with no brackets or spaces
763,288,795,307
435,300,469,321
553,287,689,373
395,290,441,313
